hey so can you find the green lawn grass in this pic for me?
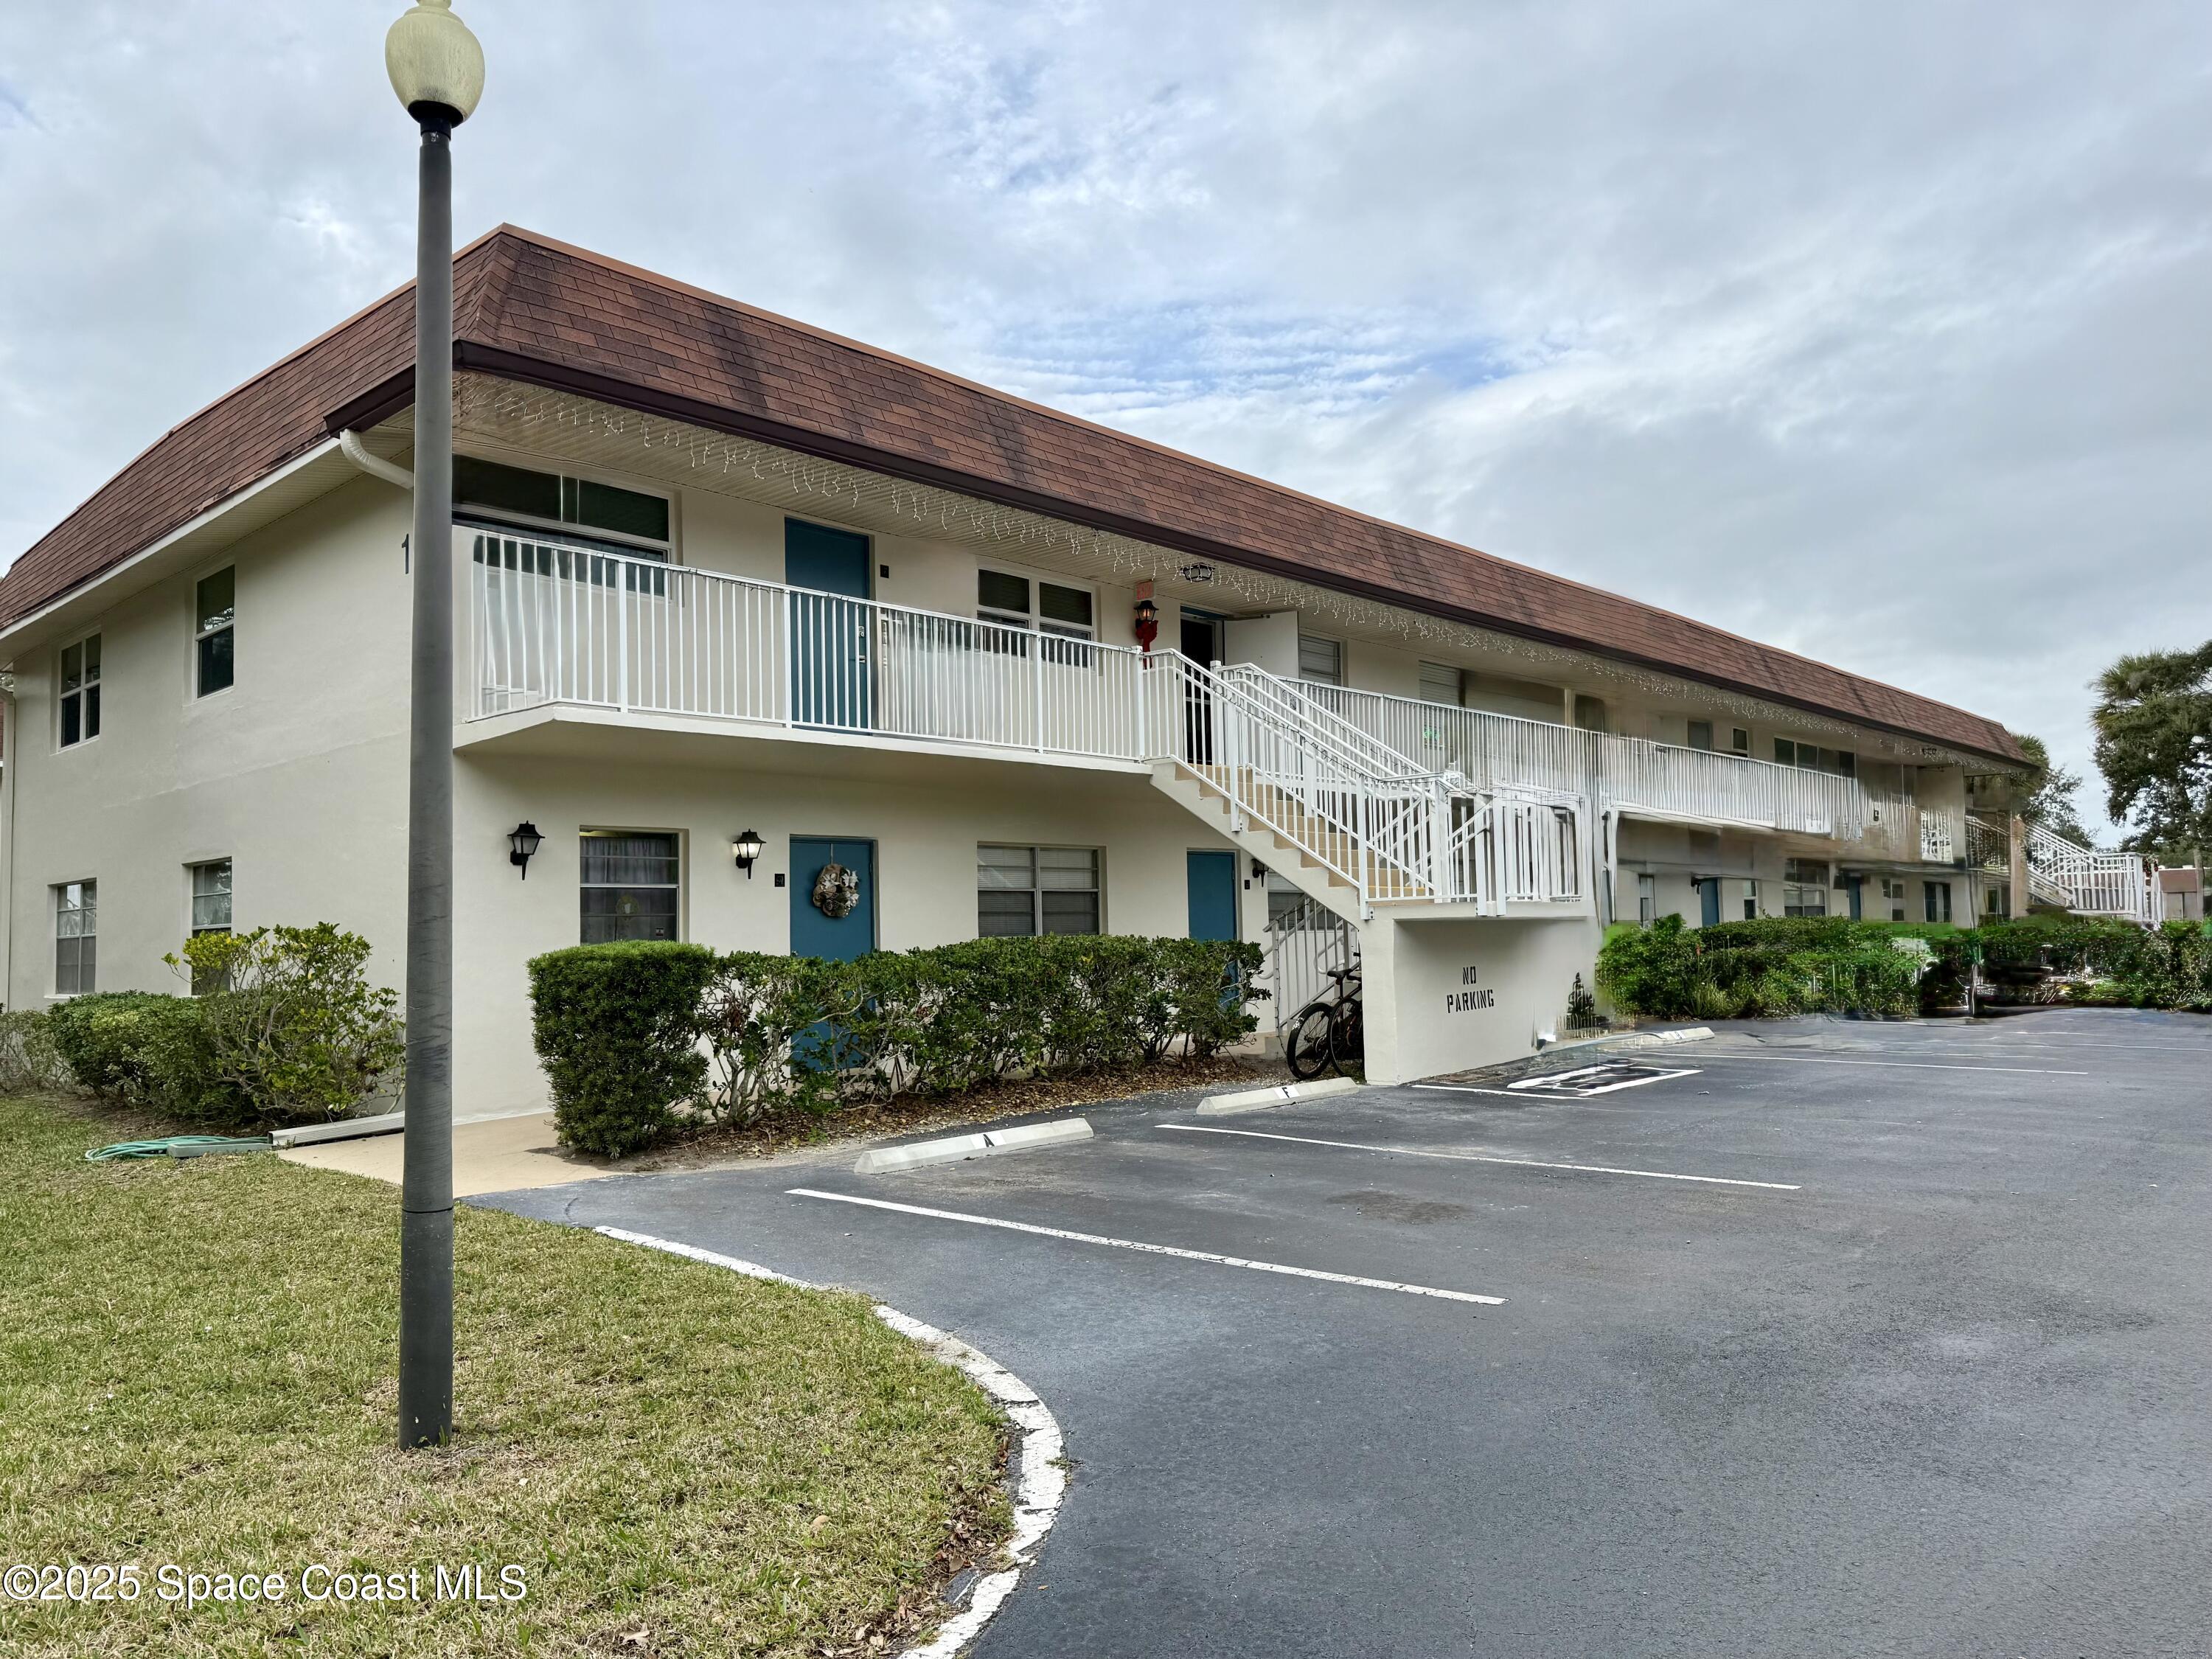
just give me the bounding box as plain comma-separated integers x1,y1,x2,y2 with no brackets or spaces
0,1095,1008,1657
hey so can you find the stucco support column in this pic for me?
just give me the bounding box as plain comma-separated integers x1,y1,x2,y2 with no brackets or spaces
2008,813,2029,919
1356,916,1405,1086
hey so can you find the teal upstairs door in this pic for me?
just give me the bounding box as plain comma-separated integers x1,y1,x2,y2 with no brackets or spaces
1187,850,1239,941
787,519,872,728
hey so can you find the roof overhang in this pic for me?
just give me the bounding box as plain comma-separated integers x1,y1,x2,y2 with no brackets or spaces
0,439,358,656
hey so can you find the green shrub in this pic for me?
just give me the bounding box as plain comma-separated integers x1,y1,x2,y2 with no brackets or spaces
529,942,720,1157
1599,915,1926,1021
700,950,866,1125
47,992,181,1097
1606,909,2212,1020
46,990,248,1126
1594,914,1701,1017
0,1008,69,1096
533,933,1266,1154
167,925,406,1127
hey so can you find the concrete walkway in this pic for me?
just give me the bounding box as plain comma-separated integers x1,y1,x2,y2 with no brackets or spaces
279,1110,613,1197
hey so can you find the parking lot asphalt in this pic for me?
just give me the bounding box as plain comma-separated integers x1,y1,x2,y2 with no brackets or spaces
480,1009,2212,1658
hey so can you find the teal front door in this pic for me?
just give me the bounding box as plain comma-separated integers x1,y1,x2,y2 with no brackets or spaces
1697,877,1722,928
790,837,877,961
790,836,876,1071
787,519,872,729
1187,850,1239,941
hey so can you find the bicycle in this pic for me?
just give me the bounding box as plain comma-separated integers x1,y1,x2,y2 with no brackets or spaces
1286,962,1363,1081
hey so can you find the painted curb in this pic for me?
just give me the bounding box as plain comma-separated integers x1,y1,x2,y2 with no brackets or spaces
855,1117,1093,1175
1197,1076,1361,1116
984,1119,1095,1152
1533,1026,1714,1062
855,1133,991,1175
1598,1026,1715,1051
593,1225,1066,1659
270,1110,407,1149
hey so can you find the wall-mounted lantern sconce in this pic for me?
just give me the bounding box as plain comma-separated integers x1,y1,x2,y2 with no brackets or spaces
732,828,765,878
508,821,543,880
1133,582,1159,654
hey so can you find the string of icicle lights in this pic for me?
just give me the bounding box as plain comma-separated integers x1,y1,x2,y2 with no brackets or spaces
450,375,1984,768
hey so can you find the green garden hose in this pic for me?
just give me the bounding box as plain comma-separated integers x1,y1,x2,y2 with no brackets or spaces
85,1135,274,1162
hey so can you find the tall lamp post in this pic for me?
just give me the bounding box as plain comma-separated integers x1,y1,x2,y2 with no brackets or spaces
385,0,484,1450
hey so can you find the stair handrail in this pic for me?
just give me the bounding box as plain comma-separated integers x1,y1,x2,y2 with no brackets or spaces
1255,665,1598,909
1150,654,1453,908
1212,663,1453,786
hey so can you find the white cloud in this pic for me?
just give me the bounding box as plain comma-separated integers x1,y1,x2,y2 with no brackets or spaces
4,0,2209,832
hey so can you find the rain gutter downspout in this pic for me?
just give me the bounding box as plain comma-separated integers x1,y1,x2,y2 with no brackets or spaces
338,428,415,490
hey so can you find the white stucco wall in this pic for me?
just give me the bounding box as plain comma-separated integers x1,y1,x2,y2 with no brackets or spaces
3,476,414,1008
449,751,1258,1119
1360,912,1602,1083
1,422,1995,1121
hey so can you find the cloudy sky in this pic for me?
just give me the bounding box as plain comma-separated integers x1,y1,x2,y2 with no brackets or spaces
4,1,2208,831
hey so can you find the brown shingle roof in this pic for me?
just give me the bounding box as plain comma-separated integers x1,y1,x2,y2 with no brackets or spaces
0,226,2022,763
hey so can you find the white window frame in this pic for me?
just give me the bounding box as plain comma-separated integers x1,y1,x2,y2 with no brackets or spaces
188,858,234,938
1637,872,1657,925
1783,858,1830,917
976,565,1096,641
578,828,685,945
1298,634,1343,687
184,858,235,995
57,628,103,751
977,844,1104,937
53,880,97,997
453,448,678,560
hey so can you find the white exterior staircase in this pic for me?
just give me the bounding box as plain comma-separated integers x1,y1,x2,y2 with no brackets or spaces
1144,656,1588,924
1968,814,2160,922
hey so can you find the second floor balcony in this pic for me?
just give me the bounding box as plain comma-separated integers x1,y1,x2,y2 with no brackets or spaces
462,527,1966,866
1287,682,1961,866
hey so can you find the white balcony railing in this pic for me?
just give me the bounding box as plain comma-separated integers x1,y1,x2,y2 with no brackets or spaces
465,529,1997,917
465,530,1585,917
1286,681,1879,838
467,529,1154,762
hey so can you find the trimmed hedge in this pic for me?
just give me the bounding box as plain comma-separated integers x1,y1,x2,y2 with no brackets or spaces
528,942,722,1158
0,1008,69,1096
1597,916,1924,1020
532,934,1265,1156
1600,912,2212,1020
46,991,250,1126
35,925,404,1129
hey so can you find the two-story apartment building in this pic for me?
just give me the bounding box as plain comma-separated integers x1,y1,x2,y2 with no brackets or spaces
0,228,2149,1111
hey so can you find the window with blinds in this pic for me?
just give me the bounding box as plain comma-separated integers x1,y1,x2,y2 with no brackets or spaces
978,845,1101,936
1297,636,1343,686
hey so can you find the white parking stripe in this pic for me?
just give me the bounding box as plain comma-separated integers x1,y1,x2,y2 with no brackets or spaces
785,1187,1506,1306
1691,1051,2088,1076
1158,1123,1801,1190
1795,1037,2212,1057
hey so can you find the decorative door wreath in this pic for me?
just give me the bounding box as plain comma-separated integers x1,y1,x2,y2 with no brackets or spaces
812,862,860,919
